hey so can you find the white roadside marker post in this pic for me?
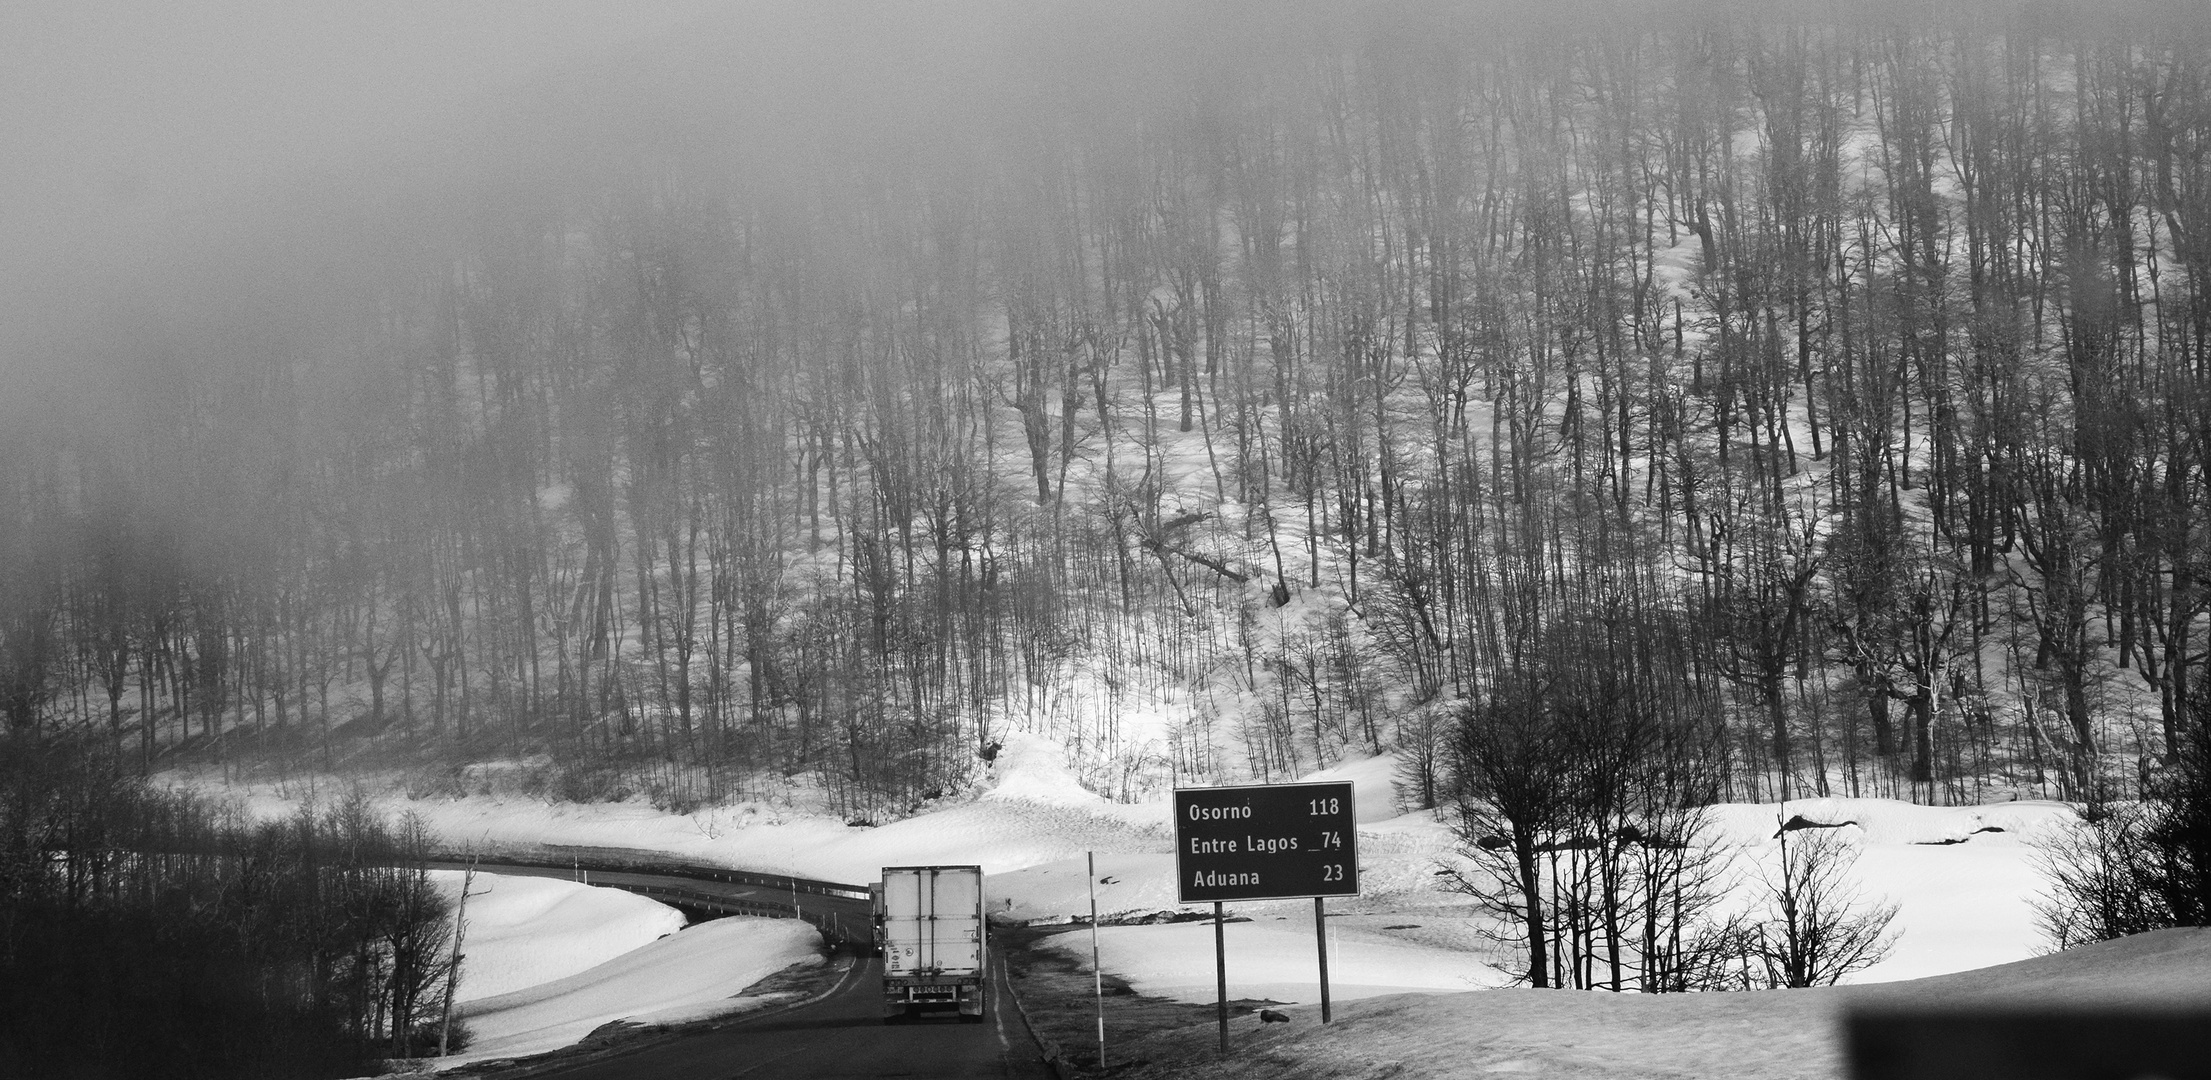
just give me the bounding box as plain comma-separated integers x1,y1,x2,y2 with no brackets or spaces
1089,851,1105,1068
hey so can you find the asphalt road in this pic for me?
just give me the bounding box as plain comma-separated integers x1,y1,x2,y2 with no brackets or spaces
504,951,1056,1080
449,860,1058,1080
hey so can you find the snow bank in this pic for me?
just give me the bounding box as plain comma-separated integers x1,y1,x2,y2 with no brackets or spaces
1136,929,2211,1080
428,871,684,1003
995,853,1185,922
821,797,1170,881
1040,916,1498,1005
452,917,822,1063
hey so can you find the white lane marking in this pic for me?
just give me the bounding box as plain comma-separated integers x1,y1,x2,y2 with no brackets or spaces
992,952,1012,1051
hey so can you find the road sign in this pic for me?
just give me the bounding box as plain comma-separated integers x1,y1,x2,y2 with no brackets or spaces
1174,781,1359,903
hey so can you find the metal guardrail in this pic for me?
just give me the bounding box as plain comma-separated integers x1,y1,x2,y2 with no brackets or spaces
649,861,873,902
617,884,796,921
446,842,871,900
436,844,872,946
617,882,867,946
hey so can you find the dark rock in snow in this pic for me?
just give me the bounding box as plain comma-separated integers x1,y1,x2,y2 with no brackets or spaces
1774,815,1860,837
1533,834,1599,853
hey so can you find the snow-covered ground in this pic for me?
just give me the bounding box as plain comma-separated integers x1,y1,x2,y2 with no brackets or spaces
1155,928,2211,1080
175,737,2111,1070
1049,916,1496,1004
419,871,822,1065
451,914,820,1065
1703,796,2077,984
431,871,684,1003
1006,793,2078,1007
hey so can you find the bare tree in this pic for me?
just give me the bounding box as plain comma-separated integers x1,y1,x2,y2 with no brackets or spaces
1748,825,1898,987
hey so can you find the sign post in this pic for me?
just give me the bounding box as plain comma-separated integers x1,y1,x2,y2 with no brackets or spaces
1176,781,1359,1049
1214,901,1228,1053
1315,896,1332,1023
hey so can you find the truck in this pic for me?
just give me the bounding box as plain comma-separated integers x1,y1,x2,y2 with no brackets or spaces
877,865,987,1023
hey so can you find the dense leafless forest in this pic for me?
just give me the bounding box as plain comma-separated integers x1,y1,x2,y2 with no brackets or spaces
2,0,2207,818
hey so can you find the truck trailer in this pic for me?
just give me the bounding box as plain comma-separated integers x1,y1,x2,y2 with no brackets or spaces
877,865,987,1023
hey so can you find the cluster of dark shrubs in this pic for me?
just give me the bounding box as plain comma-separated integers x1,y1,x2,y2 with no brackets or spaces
2036,717,2211,948
0,737,459,1079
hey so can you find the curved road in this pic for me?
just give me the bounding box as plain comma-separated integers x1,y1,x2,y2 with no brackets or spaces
445,858,1057,1080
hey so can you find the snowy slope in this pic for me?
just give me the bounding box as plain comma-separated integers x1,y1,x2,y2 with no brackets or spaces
1705,798,2078,983
1280,752,1402,824
413,872,827,1065
451,916,822,1064
428,871,685,1003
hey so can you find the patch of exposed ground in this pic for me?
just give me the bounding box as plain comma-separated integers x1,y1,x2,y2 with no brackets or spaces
998,925,1294,1079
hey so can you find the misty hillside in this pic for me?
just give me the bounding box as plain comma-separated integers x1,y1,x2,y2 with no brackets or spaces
1,0,2206,820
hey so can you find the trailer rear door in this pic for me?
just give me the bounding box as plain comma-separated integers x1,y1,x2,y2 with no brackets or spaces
881,865,983,977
